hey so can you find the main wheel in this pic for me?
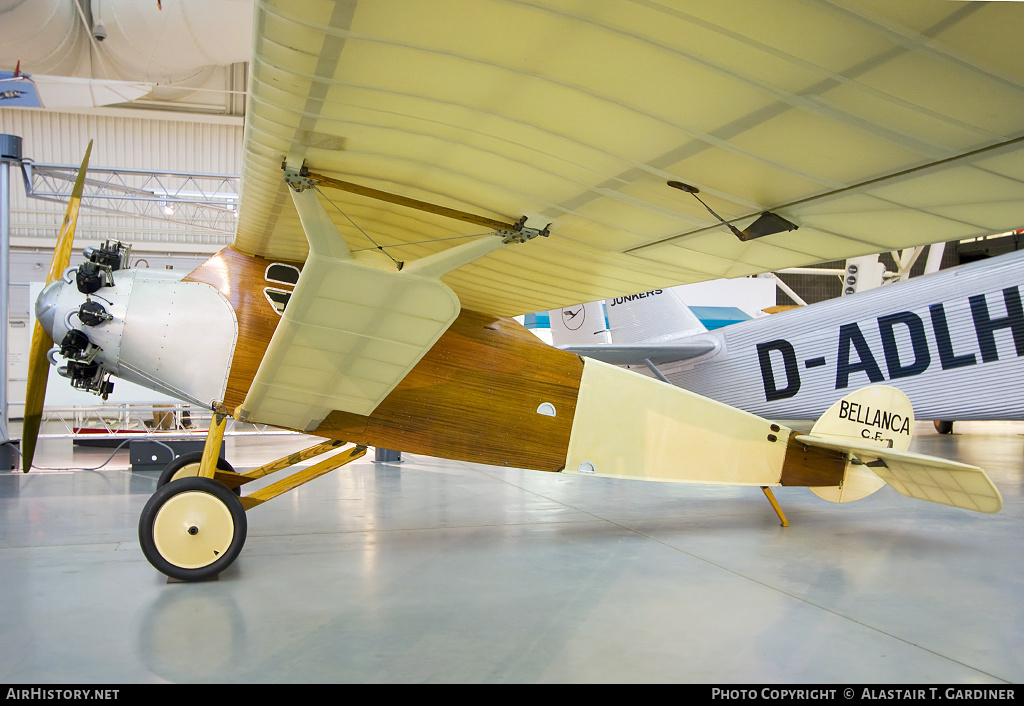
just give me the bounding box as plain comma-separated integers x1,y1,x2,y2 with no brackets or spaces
139,476,247,582
157,451,241,496
157,451,236,488
934,420,955,435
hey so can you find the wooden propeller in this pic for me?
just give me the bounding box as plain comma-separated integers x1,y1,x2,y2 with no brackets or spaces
21,141,92,472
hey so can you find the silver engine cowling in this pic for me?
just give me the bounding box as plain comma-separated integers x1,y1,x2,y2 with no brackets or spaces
37,241,238,407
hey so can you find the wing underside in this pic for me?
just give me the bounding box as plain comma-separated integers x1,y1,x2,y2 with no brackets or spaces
236,0,1024,318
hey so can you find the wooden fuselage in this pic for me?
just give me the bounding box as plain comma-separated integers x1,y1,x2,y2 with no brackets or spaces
184,246,584,472
182,246,858,491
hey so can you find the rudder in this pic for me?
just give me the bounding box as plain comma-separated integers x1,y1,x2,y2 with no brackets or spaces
803,386,1002,513
808,385,914,503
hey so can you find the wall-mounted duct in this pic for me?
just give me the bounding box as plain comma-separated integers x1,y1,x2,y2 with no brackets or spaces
0,0,89,77
94,0,253,81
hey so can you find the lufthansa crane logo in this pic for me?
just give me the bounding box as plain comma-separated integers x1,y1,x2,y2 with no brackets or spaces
561,306,585,330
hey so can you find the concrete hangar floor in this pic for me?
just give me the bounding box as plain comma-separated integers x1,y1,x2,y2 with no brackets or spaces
0,420,1021,684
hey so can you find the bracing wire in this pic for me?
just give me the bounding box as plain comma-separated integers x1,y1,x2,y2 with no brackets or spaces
313,186,497,264
350,232,494,253
315,186,404,269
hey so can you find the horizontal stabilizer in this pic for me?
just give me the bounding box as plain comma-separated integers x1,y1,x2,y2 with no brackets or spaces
558,341,716,366
794,435,1003,514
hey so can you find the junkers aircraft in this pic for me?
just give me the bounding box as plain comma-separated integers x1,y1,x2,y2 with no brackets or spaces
550,249,1024,434
21,0,1024,581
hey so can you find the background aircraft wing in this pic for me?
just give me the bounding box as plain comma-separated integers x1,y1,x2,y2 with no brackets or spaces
557,342,715,366
234,0,1024,317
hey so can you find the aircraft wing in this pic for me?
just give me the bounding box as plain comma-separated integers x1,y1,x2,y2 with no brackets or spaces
0,72,153,109
557,342,715,366
235,0,1024,320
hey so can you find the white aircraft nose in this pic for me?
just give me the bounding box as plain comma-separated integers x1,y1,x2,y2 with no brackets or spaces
35,279,66,341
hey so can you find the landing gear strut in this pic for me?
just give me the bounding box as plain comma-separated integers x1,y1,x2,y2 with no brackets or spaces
157,451,239,495
138,407,367,582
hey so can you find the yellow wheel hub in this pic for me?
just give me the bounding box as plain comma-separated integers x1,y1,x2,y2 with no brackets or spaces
170,462,202,483
152,490,235,570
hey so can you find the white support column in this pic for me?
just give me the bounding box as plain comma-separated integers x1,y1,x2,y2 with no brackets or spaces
924,242,946,274
1,134,23,469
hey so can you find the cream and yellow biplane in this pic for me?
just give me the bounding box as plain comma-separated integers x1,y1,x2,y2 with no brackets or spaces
23,0,1024,581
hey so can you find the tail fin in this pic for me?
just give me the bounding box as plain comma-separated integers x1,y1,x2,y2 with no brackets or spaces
803,386,1002,513
547,301,611,346
549,289,712,349
604,289,706,344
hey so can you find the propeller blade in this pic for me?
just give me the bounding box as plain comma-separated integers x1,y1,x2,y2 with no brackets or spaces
21,140,93,472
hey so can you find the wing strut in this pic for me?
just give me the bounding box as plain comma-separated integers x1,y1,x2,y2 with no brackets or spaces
293,167,550,243
643,358,671,384
284,165,548,244
240,166,555,431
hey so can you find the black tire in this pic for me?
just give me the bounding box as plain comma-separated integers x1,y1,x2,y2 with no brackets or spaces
933,420,955,435
139,476,247,582
157,451,238,494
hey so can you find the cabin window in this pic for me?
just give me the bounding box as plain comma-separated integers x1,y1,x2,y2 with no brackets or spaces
263,288,292,314
265,263,300,286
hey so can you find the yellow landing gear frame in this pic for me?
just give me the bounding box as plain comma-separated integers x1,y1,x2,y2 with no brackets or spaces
138,408,366,582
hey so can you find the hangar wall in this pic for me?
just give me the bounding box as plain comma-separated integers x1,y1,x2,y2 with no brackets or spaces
1,107,245,414
0,106,243,250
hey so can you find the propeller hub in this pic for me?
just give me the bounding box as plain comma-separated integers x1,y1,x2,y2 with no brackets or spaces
35,279,66,341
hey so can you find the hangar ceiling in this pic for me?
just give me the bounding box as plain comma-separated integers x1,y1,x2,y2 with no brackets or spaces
0,0,254,257
0,0,253,116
